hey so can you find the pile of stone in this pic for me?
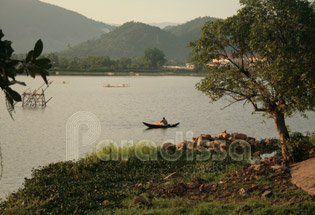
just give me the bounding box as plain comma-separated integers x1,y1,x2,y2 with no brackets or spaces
162,130,277,154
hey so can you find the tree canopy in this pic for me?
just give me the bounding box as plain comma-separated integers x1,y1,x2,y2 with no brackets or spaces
0,29,51,117
190,0,315,162
142,48,167,69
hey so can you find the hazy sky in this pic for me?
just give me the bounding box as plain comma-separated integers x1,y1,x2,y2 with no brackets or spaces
40,0,241,25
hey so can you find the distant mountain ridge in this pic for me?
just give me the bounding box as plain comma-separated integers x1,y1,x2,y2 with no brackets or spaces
0,0,115,53
63,17,218,60
61,22,185,59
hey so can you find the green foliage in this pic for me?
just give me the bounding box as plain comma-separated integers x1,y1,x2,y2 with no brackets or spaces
0,145,238,215
62,18,218,60
0,29,51,117
142,48,167,69
285,132,313,162
93,198,315,215
166,17,217,45
305,131,315,145
191,0,315,116
62,22,184,59
52,55,145,71
190,0,315,160
49,52,176,72
1,143,315,214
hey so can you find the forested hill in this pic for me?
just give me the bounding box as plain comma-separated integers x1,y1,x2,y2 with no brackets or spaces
62,17,218,60
0,0,115,53
61,22,186,59
165,17,218,45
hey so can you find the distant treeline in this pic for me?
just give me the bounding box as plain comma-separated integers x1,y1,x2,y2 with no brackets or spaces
49,54,149,71
13,48,203,73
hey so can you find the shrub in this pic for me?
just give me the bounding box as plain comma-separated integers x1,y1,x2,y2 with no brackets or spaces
286,132,313,163
307,131,315,145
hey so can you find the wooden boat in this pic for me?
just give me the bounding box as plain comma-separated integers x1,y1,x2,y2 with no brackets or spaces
143,122,180,129
102,84,130,88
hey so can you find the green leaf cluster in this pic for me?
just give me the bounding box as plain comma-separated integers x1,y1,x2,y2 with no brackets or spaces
0,30,51,117
190,0,315,117
143,48,167,69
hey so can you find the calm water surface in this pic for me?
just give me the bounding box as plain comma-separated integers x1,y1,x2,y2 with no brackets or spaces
0,76,314,198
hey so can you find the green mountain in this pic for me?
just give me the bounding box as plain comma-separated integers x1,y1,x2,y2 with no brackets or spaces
62,22,186,59
0,0,115,53
62,17,218,60
165,17,218,45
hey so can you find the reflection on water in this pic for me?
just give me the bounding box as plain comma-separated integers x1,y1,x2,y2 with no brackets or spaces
0,75,314,198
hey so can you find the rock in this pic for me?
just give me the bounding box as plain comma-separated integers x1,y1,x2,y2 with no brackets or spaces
162,142,176,152
197,139,208,148
247,137,256,143
164,172,184,180
231,133,248,140
176,141,187,151
207,148,214,152
261,190,272,198
187,141,195,150
203,134,212,140
205,140,226,152
291,157,315,196
205,141,214,148
218,130,230,139
195,135,212,147
193,136,200,144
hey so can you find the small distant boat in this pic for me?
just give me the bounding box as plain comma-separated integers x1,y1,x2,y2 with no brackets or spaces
102,84,130,88
143,122,180,129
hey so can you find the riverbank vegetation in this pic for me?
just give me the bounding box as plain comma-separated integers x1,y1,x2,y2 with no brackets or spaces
1,132,314,215
13,48,204,75
0,30,51,117
190,0,315,162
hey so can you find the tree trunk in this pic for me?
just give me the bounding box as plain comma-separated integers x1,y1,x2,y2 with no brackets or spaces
272,110,290,163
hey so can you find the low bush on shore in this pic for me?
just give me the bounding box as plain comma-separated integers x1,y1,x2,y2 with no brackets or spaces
0,134,314,215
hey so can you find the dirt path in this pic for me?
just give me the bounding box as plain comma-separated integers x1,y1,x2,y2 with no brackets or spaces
291,158,315,196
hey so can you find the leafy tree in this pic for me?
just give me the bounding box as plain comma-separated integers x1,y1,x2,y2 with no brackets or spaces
0,30,51,117
47,53,59,67
143,48,167,69
190,0,315,163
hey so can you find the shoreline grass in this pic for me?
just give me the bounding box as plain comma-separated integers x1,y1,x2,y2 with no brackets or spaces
0,139,314,215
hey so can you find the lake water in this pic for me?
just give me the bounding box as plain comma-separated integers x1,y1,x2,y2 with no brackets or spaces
0,75,314,198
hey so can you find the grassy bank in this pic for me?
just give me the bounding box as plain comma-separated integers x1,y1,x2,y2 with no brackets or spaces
0,141,314,214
